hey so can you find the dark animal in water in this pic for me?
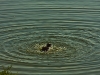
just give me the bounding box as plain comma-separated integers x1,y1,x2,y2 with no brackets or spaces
41,43,51,51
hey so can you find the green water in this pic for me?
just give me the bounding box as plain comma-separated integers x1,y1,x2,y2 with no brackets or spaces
0,0,100,75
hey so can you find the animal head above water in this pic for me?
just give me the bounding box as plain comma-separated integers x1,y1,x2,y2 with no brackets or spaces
46,43,51,47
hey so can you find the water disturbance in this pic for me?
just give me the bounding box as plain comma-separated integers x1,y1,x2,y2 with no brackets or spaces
0,0,100,75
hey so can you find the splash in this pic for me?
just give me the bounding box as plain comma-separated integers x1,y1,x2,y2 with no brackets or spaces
26,43,66,54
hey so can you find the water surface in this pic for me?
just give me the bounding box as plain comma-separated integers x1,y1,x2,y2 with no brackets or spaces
0,0,100,75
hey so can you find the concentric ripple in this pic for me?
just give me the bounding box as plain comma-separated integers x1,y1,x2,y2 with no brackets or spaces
0,0,100,75
0,24,100,75
0,25,99,61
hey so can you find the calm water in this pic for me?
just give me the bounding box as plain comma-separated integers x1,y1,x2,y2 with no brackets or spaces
0,0,100,75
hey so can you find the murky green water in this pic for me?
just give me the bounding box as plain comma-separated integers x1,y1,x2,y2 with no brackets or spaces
0,0,100,75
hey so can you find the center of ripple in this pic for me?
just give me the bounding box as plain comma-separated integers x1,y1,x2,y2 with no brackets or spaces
25,43,66,54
